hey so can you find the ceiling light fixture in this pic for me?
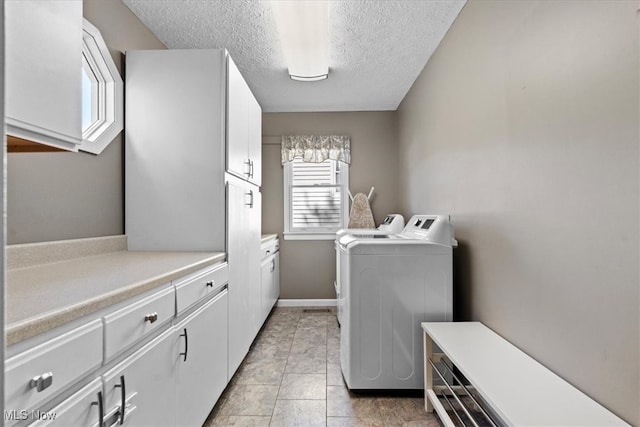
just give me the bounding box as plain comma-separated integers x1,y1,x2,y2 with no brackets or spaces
272,0,329,82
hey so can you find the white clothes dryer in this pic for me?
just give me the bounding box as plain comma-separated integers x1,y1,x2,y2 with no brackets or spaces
337,215,456,390
334,214,405,325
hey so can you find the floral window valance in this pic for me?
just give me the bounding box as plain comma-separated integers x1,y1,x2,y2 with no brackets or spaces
281,135,351,165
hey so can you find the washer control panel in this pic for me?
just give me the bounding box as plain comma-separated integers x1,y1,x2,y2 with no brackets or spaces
377,214,405,233
400,215,457,247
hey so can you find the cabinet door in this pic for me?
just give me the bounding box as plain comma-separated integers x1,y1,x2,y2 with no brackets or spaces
260,256,273,323
248,190,263,334
103,329,175,427
260,257,272,325
260,252,280,324
247,92,262,186
5,0,82,150
226,179,252,377
30,379,102,427
271,252,281,312
175,289,228,427
125,49,226,251
226,56,250,180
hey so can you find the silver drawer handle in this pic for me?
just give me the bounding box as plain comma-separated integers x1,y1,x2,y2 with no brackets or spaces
144,312,158,323
30,372,53,392
206,280,214,288
245,190,254,208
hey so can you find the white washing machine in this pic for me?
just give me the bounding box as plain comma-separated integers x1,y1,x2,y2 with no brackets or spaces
336,213,405,239
337,215,456,390
334,214,405,325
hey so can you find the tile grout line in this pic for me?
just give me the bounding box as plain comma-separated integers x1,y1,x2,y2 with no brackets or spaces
271,309,301,424
325,312,329,426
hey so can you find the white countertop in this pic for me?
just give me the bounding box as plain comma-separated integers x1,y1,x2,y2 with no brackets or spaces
7,236,225,346
261,233,278,244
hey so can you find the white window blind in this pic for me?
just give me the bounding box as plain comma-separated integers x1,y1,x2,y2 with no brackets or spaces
284,158,349,239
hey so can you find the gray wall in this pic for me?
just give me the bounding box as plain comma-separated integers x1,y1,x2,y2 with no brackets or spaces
6,0,165,244
262,112,399,299
397,1,639,423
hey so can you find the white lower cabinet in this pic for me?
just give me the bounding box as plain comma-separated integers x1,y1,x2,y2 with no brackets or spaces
7,263,234,427
248,191,262,337
260,252,280,325
174,288,228,427
103,329,176,427
30,379,102,427
227,178,261,378
101,276,229,427
4,319,103,422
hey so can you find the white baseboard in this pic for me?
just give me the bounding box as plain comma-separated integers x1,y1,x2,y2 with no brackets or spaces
276,299,337,307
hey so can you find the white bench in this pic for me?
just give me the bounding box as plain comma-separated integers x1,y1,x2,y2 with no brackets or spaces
421,322,630,427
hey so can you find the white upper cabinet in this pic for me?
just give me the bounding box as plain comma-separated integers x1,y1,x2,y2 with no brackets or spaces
126,49,261,251
6,0,83,151
227,57,250,180
247,93,263,186
227,56,262,186
6,2,123,154
126,49,227,251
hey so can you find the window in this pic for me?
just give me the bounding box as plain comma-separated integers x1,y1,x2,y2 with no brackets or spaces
79,18,123,154
81,57,98,132
284,157,349,240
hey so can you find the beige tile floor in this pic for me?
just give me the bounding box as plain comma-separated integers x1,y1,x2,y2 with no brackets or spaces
204,307,442,427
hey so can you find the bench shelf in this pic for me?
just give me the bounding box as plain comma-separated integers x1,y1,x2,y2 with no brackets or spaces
421,322,630,427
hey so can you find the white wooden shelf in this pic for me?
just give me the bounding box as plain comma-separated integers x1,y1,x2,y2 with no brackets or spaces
421,322,630,427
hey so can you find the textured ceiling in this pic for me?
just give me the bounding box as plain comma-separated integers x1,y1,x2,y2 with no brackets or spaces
122,0,466,112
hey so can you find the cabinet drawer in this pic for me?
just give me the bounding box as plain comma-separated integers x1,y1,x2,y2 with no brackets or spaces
104,285,175,360
175,263,228,313
31,378,102,427
5,320,103,416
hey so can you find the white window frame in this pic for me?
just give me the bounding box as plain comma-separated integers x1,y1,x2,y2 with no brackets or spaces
78,18,123,155
283,158,350,240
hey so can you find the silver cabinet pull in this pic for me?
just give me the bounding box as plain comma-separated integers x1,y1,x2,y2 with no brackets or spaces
180,328,189,362
114,375,126,425
249,160,254,178
29,372,53,392
91,391,104,427
245,190,254,208
206,280,214,288
144,312,158,323
244,159,252,177
270,260,275,273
